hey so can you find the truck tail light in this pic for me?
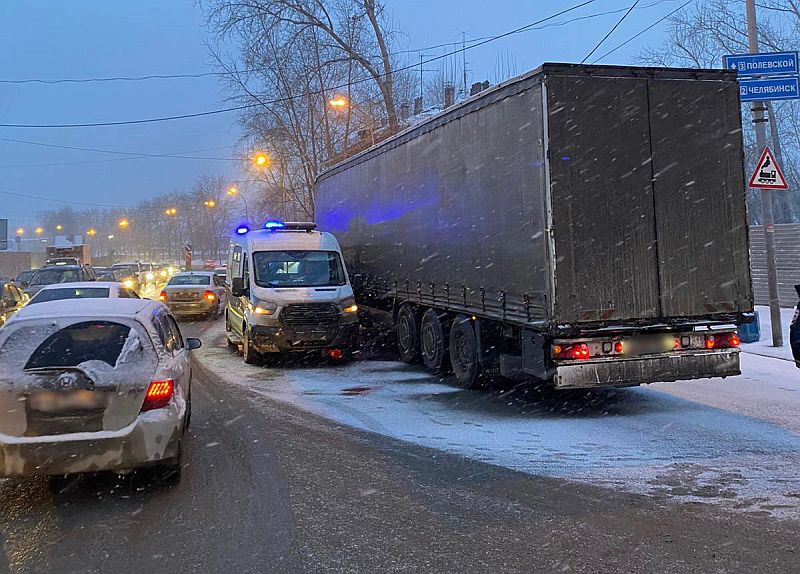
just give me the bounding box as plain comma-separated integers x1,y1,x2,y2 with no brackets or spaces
552,343,590,360
141,379,174,412
705,332,740,349
203,290,216,301
159,291,167,301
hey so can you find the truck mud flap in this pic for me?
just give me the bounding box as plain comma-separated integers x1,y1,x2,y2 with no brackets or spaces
553,351,740,390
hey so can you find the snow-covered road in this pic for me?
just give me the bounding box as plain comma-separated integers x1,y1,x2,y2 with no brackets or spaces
194,307,800,518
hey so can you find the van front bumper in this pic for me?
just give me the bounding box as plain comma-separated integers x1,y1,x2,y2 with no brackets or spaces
553,350,740,389
250,323,358,353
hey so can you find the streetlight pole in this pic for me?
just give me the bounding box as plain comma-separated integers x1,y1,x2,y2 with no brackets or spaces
746,0,782,346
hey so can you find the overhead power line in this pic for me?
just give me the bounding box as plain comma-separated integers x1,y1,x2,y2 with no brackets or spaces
0,0,600,129
582,0,642,64
592,0,695,62
0,137,235,160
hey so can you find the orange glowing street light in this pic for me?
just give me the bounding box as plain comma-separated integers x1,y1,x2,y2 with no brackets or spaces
118,218,130,229
164,207,177,216
34,226,44,235
329,96,348,108
86,228,97,236
204,200,216,208
252,152,270,168
226,186,238,196
15,227,24,236
55,224,63,231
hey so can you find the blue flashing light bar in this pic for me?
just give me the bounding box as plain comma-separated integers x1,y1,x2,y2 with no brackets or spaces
264,220,286,229
235,225,250,235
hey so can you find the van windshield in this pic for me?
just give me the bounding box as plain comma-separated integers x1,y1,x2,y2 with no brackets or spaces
252,251,345,288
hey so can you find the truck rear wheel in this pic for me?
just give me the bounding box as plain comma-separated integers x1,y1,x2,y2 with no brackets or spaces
448,315,482,389
420,308,448,373
396,304,420,363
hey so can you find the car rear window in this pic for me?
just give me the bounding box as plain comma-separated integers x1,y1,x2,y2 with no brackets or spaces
29,287,110,305
168,275,211,286
25,321,132,368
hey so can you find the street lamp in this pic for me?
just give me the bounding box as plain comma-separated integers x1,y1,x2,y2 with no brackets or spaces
107,234,115,240
15,227,24,236
164,207,177,216
329,96,348,108
252,152,270,168
55,224,63,231
34,226,43,235
203,200,216,208
118,218,129,229
226,186,238,197
86,228,97,237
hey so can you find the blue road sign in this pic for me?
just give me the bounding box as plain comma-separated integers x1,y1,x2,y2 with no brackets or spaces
723,51,799,77
739,76,800,102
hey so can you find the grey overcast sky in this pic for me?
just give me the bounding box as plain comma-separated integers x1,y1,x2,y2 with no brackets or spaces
0,0,686,232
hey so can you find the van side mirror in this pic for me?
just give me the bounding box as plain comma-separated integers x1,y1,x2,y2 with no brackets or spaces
351,273,364,291
231,277,248,297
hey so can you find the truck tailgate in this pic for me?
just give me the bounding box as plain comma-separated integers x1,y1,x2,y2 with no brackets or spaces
546,71,751,324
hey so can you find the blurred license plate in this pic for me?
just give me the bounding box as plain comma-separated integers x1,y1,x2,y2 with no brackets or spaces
29,390,106,413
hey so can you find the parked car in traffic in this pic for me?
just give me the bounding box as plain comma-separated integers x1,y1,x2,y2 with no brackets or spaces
14,269,36,288
0,298,200,477
111,262,142,293
1,280,28,327
159,271,226,319
26,281,139,306
24,264,96,297
791,285,800,368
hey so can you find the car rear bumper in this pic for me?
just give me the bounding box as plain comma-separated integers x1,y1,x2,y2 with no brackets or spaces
166,300,216,315
0,403,183,477
553,350,740,389
250,323,358,353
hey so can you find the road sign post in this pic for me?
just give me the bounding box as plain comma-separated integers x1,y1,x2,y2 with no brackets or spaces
183,241,192,272
743,0,784,347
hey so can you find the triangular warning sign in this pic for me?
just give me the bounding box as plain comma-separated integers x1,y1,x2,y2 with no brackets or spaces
749,146,789,190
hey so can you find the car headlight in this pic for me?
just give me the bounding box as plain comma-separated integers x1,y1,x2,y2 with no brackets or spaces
123,279,134,289
160,270,168,278
167,266,174,275
251,300,277,315
146,272,155,281
341,299,358,313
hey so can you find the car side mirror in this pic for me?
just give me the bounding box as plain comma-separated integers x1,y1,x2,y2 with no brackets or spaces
186,338,202,350
231,277,248,297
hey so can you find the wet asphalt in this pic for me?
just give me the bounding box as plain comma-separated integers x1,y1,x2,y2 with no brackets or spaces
0,318,797,573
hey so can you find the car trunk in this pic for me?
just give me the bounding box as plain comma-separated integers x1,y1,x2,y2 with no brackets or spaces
546,71,752,324
0,318,157,438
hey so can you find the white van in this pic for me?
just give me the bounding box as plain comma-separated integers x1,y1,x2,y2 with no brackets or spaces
225,221,358,364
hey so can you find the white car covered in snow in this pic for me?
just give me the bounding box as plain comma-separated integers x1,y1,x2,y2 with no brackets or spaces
0,298,200,477
25,281,140,307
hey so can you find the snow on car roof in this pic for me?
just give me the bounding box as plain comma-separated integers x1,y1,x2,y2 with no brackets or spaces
10,298,160,322
35,281,122,291
173,271,215,276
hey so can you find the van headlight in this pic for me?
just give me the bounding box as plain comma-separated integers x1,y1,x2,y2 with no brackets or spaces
341,299,358,314
251,300,277,315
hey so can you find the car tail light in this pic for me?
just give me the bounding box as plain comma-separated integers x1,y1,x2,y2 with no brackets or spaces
159,290,167,301
705,332,740,350
552,342,590,360
203,290,216,301
141,379,174,412
326,348,344,360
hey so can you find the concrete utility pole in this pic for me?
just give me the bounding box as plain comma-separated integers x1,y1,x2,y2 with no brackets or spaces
746,0,783,346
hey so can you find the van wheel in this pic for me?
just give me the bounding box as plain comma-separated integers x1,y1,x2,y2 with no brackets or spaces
396,304,420,363
242,327,262,365
449,315,482,389
420,309,449,373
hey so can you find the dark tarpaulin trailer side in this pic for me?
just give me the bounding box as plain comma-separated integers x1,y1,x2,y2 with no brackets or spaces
315,63,753,331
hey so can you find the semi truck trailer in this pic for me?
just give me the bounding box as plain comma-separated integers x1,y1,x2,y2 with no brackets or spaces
315,63,753,390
